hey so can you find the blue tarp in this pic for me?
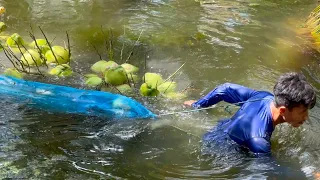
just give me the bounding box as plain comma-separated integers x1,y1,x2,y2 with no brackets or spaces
0,75,156,120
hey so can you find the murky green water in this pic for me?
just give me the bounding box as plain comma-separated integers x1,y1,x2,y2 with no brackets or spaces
0,0,320,179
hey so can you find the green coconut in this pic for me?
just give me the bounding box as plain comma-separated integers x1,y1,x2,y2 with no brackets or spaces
85,76,103,87
90,60,118,74
0,22,7,33
158,81,177,94
144,72,163,88
29,39,47,48
84,73,99,78
140,83,160,96
45,46,70,64
104,65,127,86
20,49,42,66
6,33,25,46
3,68,23,79
121,63,139,74
49,64,73,77
163,92,187,100
116,84,133,94
9,47,26,55
103,61,118,72
38,45,50,54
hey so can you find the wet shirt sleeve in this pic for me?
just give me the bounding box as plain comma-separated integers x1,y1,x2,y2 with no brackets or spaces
192,83,257,108
245,137,271,154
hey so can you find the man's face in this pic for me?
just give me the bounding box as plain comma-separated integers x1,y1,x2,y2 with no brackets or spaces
281,105,309,127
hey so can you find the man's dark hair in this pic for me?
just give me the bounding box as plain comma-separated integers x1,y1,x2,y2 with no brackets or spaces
273,72,316,110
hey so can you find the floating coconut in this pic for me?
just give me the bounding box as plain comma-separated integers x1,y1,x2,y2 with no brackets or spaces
6,33,25,46
29,39,47,47
20,49,42,66
91,60,118,74
9,47,26,55
121,63,139,74
140,83,160,96
104,65,127,86
45,46,70,64
3,68,23,79
144,72,163,88
49,64,73,77
116,84,133,95
158,81,177,94
85,76,103,87
84,73,100,78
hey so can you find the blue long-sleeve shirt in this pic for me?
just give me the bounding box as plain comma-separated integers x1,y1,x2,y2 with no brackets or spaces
192,83,275,154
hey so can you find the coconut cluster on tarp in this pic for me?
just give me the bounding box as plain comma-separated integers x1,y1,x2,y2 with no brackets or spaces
1,31,72,78
86,60,187,99
85,60,139,96
139,72,186,99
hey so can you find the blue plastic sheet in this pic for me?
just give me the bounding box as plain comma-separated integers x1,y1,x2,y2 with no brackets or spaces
0,75,156,120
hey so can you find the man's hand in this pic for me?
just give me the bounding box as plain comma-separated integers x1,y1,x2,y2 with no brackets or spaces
184,100,196,107
314,172,320,180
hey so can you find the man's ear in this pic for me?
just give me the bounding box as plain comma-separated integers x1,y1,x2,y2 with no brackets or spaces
279,106,286,115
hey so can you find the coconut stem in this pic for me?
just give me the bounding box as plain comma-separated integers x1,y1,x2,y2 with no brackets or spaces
39,26,60,64
0,44,21,71
91,43,103,60
163,62,185,83
14,41,31,72
29,25,48,68
16,39,44,76
28,32,49,68
125,30,143,63
66,31,71,64
5,45,26,71
120,25,126,62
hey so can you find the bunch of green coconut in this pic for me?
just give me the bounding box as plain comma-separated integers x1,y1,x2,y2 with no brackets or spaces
0,22,72,79
84,60,187,99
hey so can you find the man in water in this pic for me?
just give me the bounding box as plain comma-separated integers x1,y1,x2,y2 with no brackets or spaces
184,72,316,154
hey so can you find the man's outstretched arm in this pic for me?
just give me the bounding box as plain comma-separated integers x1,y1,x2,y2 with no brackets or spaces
188,83,257,108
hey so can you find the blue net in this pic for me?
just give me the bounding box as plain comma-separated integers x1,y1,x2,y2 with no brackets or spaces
0,75,156,120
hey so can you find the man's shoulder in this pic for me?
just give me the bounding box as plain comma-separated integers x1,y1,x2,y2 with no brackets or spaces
250,90,274,99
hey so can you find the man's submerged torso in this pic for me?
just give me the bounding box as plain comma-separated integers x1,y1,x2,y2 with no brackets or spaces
204,91,275,154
